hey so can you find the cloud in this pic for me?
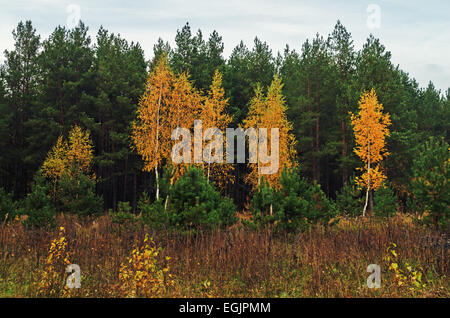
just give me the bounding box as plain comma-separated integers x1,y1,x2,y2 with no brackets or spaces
0,0,448,91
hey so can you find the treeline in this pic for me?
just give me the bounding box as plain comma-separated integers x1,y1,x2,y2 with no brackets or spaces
0,20,448,219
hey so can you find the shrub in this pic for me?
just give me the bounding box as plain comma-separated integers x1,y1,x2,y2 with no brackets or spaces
110,201,137,227
248,180,278,229
119,234,174,297
166,167,237,231
374,182,398,217
0,188,17,222
335,177,364,217
20,173,55,228
38,227,73,297
138,192,167,229
54,170,103,217
250,168,336,231
410,137,449,230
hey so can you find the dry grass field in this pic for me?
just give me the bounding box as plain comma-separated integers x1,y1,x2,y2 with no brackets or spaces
0,213,448,298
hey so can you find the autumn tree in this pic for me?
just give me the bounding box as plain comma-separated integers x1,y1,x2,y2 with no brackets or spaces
40,125,100,216
166,71,202,183
42,125,94,182
350,89,391,216
199,69,233,191
132,56,201,201
132,56,175,200
243,75,297,191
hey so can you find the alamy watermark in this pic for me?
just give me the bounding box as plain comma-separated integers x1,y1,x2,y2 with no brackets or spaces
171,120,280,175
66,4,81,29
66,264,81,289
367,4,381,29
366,264,381,288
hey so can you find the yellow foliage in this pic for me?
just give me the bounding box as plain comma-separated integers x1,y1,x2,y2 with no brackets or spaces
350,88,391,191
119,234,174,297
243,75,297,191
200,69,234,191
41,125,94,182
384,243,426,293
132,56,175,174
66,125,94,175
132,57,201,186
42,136,69,180
166,71,202,182
38,227,73,297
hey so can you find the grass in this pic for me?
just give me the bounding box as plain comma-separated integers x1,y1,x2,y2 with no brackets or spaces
0,213,448,297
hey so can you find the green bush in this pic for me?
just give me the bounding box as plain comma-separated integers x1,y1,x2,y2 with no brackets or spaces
250,168,336,231
138,192,167,228
20,173,55,228
373,182,398,217
0,188,18,222
165,166,237,231
335,177,364,217
54,170,103,217
109,201,140,231
410,137,449,230
110,201,135,223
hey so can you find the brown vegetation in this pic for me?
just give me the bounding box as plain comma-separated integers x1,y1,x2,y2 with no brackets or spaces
0,213,448,297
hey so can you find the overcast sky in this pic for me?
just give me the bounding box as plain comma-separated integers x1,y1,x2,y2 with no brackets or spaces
1,0,449,92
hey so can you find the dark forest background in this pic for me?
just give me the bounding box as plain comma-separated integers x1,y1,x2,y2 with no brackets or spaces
0,20,448,212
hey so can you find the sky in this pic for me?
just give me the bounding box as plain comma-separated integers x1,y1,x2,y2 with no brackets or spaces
1,0,449,93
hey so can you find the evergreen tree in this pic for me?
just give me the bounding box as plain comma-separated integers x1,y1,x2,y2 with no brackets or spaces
410,137,449,230
224,38,275,124
1,21,40,198
26,22,94,172
328,21,357,186
92,27,147,210
166,167,236,231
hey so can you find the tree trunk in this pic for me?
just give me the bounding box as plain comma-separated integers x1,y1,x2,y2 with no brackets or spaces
369,190,374,215
341,119,347,185
154,86,162,201
155,166,159,200
164,194,169,210
132,173,137,213
315,115,320,182
363,143,371,217
308,80,316,181
207,143,211,183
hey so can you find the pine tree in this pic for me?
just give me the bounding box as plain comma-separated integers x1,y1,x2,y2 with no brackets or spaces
2,21,40,198
150,38,171,71
411,137,449,230
27,22,94,169
329,21,356,185
224,38,275,124
92,27,147,211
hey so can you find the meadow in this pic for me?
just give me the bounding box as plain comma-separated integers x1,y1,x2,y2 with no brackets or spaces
0,213,448,298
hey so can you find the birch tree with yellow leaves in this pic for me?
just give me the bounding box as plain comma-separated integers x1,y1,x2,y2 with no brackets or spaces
243,75,297,191
350,88,391,216
199,69,234,191
166,71,202,183
41,125,94,199
132,56,202,200
131,56,175,200
42,125,94,182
